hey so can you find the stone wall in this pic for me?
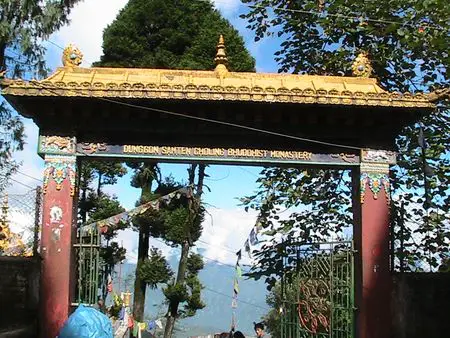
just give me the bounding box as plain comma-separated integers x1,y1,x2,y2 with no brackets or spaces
392,273,450,338
0,256,40,337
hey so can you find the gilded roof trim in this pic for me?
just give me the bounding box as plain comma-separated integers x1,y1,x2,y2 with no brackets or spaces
0,67,435,108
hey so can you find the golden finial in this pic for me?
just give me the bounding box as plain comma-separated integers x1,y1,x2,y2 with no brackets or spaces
62,44,83,68
351,52,373,78
214,35,229,78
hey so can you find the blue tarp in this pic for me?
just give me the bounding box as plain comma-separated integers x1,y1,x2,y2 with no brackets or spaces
58,305,113,338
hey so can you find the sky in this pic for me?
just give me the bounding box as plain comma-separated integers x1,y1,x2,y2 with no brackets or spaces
5,0,284,267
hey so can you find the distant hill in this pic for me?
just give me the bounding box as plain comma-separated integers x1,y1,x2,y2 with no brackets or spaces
113,255,269,337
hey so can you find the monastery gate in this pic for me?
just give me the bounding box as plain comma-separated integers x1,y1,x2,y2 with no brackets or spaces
1,38,436,338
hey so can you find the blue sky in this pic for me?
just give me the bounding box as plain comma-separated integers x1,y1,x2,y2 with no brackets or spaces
6,0,285,266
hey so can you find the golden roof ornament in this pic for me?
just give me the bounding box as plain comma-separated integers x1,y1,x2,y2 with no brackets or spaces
352,52,373,78
62,44,83,67
214,35,229,79
0,193,30,257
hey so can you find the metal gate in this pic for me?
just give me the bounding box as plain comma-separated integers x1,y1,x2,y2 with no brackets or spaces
73,225,101,306
281,241,354,338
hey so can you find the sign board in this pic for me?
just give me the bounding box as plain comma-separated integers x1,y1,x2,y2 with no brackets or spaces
74,143,360,166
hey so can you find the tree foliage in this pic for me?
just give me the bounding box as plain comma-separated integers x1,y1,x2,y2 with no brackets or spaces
94,1,255,332
139,247,173,289
96,0,255,71
0,0,81,77
0,101,23,191
0,0,81,190
240,0,449,284
391,110,450,271
162,252,206,319
241,0,448,91
77,160,129,301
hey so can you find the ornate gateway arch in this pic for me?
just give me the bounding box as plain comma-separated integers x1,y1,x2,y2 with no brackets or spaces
1,38,436,338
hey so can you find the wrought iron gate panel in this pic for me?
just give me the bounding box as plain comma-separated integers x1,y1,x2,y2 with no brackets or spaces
281,241,354,338
73,225,101,306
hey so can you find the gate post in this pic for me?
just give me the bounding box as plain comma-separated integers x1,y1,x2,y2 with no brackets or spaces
353,149,395,338
38,135,78,338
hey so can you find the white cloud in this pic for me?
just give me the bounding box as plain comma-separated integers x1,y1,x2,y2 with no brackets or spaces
116,207,258,266
213,0,242,16
52,0,128,66
117,229,178,265
198,207,258,265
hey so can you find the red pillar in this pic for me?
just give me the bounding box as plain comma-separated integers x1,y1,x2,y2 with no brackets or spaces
39,151,77,338
355,150,395,338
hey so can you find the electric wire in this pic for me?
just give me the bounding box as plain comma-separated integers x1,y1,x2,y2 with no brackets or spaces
208,0,445,30
7,194,35,210
32,81,363,151
203,286,269,311
16,170,43,182
125,250,267,310
153,237,251,272
8,177,36,190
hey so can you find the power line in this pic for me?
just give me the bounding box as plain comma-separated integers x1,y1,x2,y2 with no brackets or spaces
237,166,260,178
7,195,34,209
32,81,362,151
211,0,445,31
9,177,36,190
197,238,240,256
204,168,231,182
129,236,251,272
123,252,267,311
203,286,269,311
28,38,440,151
16,170,42,183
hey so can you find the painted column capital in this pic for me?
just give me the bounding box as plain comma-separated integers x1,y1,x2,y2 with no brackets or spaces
39,135,77,156
43,155,77,196
360,149,396,204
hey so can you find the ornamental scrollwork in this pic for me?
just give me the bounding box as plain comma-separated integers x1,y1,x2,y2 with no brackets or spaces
78,142,108,154
40,136,76,154
330,153,358,163
361,149,396,164
297,278,331,334
4,80,434,108
360,172,390,204
43,156,77,196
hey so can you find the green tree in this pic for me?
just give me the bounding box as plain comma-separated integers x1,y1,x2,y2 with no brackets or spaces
159,167,206,337
95,0,255,71
241,0,448,90
0,0,81,191
77,160,129,301
128,165,206,338
94,1,255,334
127,162,161,321
240,0,449,282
